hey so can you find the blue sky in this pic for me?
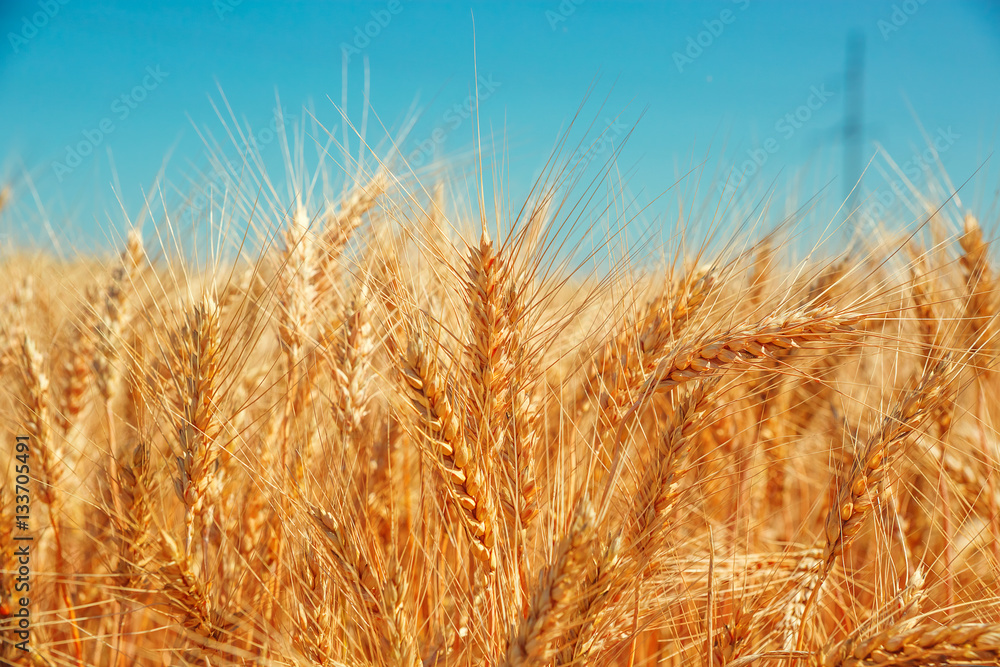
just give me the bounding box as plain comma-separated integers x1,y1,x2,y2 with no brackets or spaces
1,0,998,249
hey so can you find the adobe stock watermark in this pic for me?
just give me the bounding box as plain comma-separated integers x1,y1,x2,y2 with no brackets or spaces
673,0,750,73
340,0,408,63
213,0,243,20
7,0,71,54
51,65,169,182
719,83,835,196
407,74,501,168
546,0,586,30
570,116,627,172
183,105,301,221
858,126,960,225
877,0,929,41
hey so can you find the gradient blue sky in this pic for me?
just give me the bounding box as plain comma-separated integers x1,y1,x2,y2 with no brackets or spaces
1,0,998,248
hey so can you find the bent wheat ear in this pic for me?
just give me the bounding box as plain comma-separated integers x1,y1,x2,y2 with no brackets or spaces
591,268,717,466
590,267,715,422
817,621,1000,667
638,266,716,361
601,307,866,522
314,171,386,294
823,356,953,564
156,531,217,641
645,307,864,395
398,322,496,569
631,379,718,563
790,357,956,652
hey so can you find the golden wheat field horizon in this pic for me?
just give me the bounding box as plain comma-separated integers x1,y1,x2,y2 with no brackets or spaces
1,124,1000,667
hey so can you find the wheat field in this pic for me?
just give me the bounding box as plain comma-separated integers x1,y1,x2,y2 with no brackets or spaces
0,133,999,667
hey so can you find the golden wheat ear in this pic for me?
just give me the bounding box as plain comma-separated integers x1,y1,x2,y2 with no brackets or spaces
959,212,996,363
503,498,595,667
817,621,1000,667
823,355,955,566
787,356,958,652
165,296,223,553
644,306,866,396
397,317,497,570
111,438,155,591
